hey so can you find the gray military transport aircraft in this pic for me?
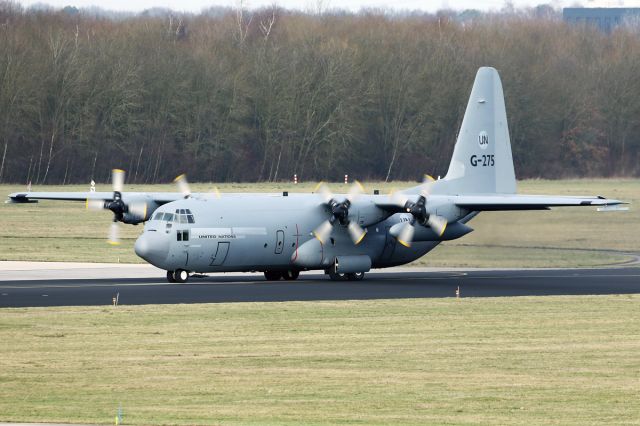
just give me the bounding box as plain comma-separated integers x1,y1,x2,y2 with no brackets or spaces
7,67,627,283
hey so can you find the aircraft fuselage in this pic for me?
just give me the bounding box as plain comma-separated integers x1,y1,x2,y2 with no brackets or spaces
135,194,450,274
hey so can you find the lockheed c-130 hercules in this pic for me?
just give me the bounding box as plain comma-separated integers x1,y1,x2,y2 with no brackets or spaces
7,67,627,283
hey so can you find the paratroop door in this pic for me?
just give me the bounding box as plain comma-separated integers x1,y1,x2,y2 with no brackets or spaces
274,230,285,254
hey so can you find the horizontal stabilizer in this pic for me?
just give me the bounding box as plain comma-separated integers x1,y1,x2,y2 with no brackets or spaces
5,195,38,203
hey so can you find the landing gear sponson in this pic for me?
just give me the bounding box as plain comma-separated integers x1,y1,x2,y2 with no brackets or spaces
263,270,365,281
166,269,305,283
165,269,366,283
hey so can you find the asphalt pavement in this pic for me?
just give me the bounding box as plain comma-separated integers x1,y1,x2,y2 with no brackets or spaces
1,264,638,307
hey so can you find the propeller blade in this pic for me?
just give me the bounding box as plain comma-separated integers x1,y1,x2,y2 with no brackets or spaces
128,201,148,220
108,222,120,245
419,176,436,198
347,180,364,202
174,174,191,198
86,198,105,211
390,190,409,208
397,222,415,248
314,182,333,204
313,220,333,244
112,169,125,193
348,221,367,245
428,215,448,237
203,187,221,200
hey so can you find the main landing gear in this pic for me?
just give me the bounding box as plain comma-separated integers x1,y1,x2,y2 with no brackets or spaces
264,270,300,281
167,269,189,283
328,271,365,281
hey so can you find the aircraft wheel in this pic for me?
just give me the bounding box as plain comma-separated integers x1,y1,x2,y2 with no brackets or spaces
346,272,365,281
281,270,300,280
166,270,177,283
328,271,347,281
174,269,189,283
264,271,282,281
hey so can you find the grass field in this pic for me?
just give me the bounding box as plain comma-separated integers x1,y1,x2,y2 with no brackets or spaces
1,296,638,425
1,179,637,268
1,180,638,425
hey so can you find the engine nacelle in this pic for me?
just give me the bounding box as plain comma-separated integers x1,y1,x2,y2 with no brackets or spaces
349,199,389,227
120,197,159,224
389,221,473,242
121,213,145,225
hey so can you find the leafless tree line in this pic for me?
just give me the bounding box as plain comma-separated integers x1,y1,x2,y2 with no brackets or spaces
1,2,639,184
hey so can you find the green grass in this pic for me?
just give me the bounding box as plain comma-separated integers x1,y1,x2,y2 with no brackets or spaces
1,179,637,267
1,296,638,425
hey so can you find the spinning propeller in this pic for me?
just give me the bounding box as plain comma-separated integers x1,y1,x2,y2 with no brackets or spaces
312,181,367,245
174,174,191,198
86,169,149,245
391,175,448,247
87,170,215,245
175,174,222,200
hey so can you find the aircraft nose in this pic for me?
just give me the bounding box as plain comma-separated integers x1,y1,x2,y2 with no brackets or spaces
134,231,169,266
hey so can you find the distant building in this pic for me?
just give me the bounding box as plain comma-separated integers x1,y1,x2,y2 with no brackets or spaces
563,8,640,32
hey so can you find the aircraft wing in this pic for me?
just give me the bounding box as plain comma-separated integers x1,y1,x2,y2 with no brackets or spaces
6,191,184,205
374,195,422,213
454,194,627,211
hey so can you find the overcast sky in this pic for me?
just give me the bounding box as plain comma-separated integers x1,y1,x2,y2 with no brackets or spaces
15,0,640,13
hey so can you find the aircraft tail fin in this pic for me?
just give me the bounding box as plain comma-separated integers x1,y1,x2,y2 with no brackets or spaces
441,67,516,194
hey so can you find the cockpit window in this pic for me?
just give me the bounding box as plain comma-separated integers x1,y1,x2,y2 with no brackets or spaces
153,212,182,222
172,208,195,224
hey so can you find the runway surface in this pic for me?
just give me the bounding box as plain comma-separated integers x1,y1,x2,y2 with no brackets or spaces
1,263,639,307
